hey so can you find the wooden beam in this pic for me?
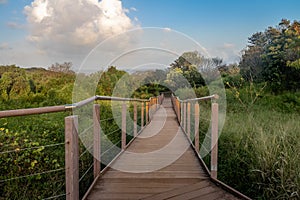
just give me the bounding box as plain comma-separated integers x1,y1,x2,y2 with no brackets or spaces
65,116,79,200
146,102,149,124
141,102,144,129
211,103,219,179
93,104,101,179
183,102,187,132
133,102,137,137
187,102,191,139
194,103,200,153
122,101,127,150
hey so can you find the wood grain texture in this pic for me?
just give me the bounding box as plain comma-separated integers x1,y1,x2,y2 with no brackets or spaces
86,98,242,200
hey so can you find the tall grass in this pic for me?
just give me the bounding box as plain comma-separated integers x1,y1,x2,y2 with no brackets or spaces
218,103,300,199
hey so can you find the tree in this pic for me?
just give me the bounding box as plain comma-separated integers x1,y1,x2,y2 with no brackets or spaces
48,62,74,74
168,51,205,88
239,19,300,91
97,66,128,96
239,32,266,81
0,67,30,100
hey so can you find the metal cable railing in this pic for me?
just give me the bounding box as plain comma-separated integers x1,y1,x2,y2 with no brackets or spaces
0,94,164,200
0,142,65,155
170,93,219,179
0,168,65,183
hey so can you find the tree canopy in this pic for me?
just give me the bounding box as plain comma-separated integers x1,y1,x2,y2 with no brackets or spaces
240,19,300,91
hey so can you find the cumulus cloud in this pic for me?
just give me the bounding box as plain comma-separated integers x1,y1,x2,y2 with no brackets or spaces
24,0,137,55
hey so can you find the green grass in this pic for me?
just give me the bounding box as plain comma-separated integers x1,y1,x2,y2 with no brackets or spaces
218,106,300,199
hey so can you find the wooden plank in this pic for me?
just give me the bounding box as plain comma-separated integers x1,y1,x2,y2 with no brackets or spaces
190,191,225,200
168,185,217,200
85,98,243,200
142,180,210,200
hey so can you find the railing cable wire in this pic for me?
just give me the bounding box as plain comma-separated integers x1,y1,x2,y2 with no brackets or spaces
0,142,65,155
0,168,65,183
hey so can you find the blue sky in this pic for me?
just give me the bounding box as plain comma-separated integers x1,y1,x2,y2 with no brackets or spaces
0,0,299,69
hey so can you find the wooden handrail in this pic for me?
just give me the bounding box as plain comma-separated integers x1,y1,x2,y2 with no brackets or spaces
171,93,219,179
0,95,151,118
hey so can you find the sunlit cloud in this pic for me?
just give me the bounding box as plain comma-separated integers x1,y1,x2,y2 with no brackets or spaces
24,0,138,56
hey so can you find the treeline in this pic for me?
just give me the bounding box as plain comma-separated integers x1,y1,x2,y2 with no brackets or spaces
0,65,75,109
240,19,300,92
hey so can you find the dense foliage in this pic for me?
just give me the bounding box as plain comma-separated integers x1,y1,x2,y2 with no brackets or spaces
240,19,300,92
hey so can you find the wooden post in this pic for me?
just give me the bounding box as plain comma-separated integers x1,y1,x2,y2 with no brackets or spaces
65,116,79,200
177,100,181,123
133,101,137,137
194,103,200,153
146,102,149,124
93,104,101,179
180,102,183,126
183,102,187,132
187,102,191,139
122,101,127,150
141,102,144,129
211,103,219,179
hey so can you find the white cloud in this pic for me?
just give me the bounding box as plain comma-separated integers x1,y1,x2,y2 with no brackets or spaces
208,43,240,64
24,0,137,55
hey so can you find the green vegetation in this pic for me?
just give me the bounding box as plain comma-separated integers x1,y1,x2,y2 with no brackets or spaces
0,19,299,200
216,82,300,199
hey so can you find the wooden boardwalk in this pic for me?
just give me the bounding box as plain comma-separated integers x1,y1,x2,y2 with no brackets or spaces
85,98,243,200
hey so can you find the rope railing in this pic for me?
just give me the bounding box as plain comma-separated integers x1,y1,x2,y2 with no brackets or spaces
171,93,219,179
0,93,164,200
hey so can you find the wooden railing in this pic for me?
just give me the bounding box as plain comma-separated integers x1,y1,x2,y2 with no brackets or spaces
0,94,164,200
171,94,219,179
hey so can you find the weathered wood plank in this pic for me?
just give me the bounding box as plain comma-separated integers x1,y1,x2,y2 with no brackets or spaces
85,98,242,200
142,180,211,200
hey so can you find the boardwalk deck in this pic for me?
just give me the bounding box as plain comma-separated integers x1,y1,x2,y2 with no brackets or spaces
85,98,243,200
